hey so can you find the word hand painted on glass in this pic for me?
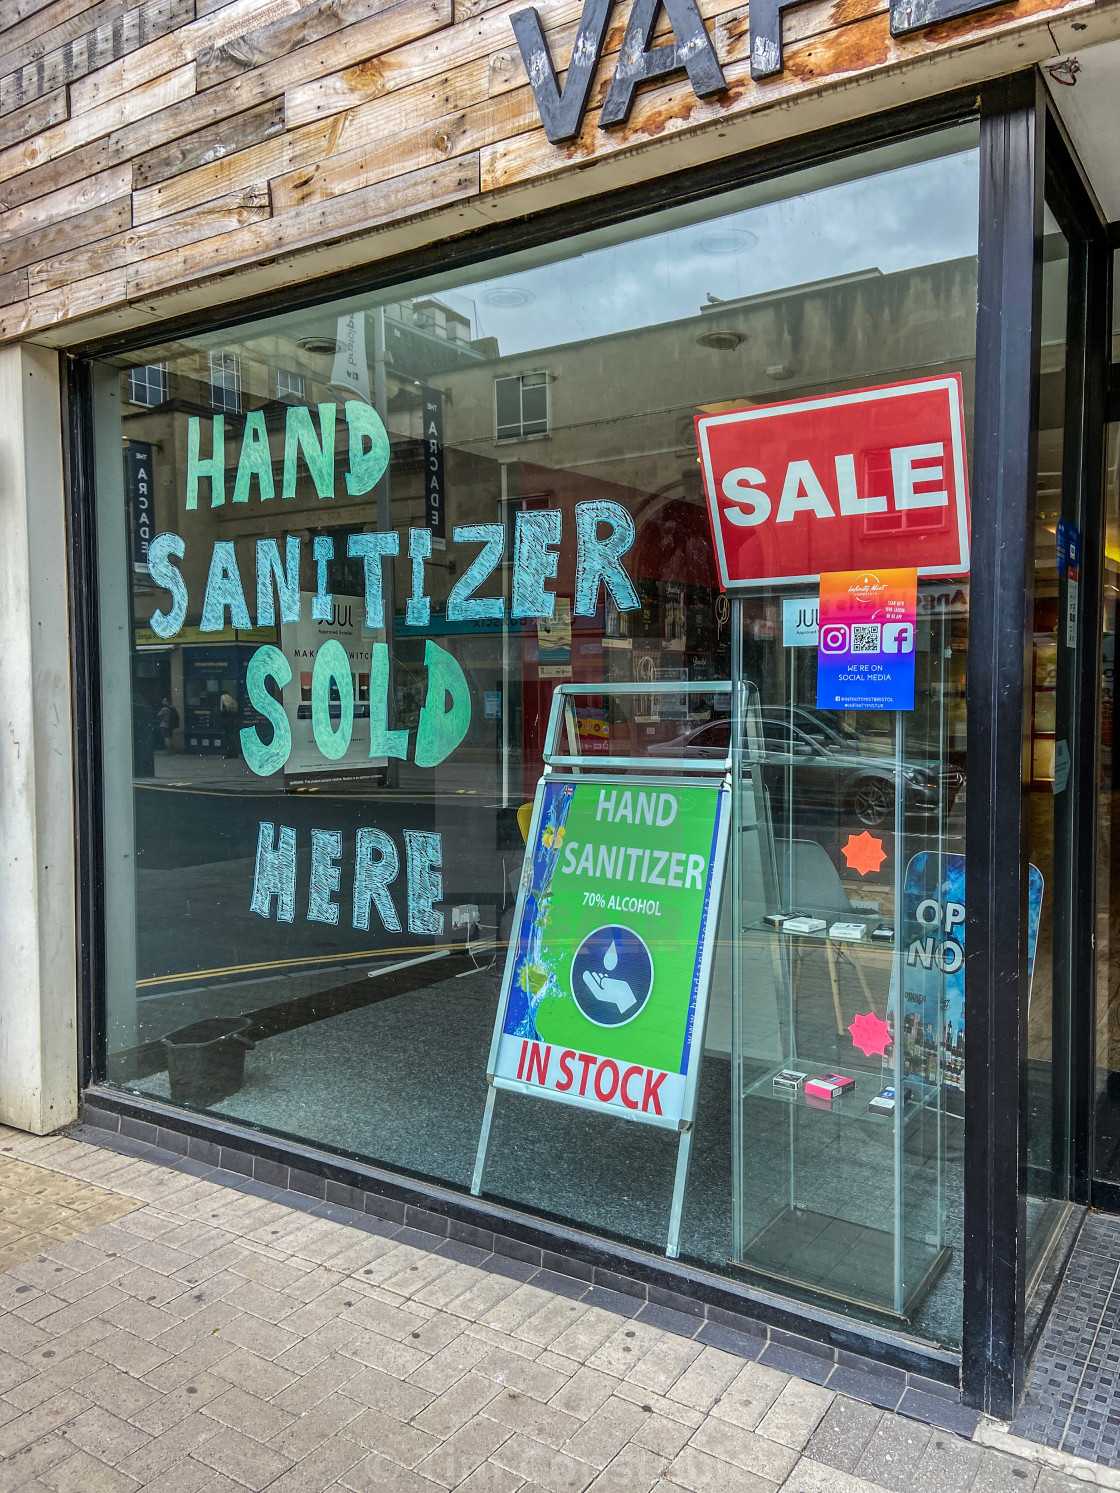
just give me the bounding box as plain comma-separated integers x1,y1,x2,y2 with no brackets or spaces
696,376,970,590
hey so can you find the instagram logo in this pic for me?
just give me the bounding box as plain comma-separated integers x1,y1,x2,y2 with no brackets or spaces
819,623,849,653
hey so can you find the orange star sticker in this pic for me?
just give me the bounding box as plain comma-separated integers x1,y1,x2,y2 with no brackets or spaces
842,830,887,876
848,1011,893,1057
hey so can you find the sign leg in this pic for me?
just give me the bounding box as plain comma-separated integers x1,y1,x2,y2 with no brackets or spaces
666,1123,695,1259
471,1085,498,1197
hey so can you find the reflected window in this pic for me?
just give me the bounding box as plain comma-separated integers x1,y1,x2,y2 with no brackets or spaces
495,371,549,440
128,364,167,408
208,352,242,413
275,368,306,403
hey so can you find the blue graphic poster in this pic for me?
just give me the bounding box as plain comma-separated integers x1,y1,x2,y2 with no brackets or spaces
888,852,1044,1094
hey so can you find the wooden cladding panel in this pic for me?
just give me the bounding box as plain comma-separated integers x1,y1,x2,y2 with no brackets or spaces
130,94,283,185
0,0,194,115
4,0,136,80
0,0,1098,342
1,196,132,273
0,86,68,150
129,0,452,221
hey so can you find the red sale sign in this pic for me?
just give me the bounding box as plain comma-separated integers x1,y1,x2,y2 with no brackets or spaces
695,376,970,590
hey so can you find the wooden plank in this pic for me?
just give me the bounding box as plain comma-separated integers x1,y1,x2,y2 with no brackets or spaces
278,54,493,181
454,0,509,18
270,85,536,211
196,0,398,89
67,0,302,111
27,183,269,291
0,0,193,114
0,0,86,37
0,86,66,152
129,0,452,222
0,62,195,184
132,97,283,187
284,0,553,123
125,152,479,297
0,164,131,238
0,264,129,338
131,115,335,223
0,135,109,208
0,267,29,307
12,0,452,191
285,0,723,125
0,152,476,336
0,196,131,275
3,0,132,79
283,0,746,125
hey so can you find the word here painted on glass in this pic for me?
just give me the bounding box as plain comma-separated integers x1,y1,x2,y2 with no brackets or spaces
250,824,446,934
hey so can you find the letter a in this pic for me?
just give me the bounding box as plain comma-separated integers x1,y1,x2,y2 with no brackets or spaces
600,0,725,129
511,0,613,144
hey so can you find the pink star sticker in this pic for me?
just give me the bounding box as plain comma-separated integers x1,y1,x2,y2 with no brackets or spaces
848,1010,893,1057
842,831,887,877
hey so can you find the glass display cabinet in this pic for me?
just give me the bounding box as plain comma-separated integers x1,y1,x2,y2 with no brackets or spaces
729,599,963,1324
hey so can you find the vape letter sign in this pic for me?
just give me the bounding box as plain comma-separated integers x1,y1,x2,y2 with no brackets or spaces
695,376,970,590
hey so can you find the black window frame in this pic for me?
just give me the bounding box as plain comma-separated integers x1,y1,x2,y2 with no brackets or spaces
963,73,1111,1419
61,74,1105,1412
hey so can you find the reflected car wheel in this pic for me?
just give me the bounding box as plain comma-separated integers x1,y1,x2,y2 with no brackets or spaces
851,777,892,828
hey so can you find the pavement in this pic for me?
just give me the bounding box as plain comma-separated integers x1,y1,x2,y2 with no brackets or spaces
1011,1212,1120,1468
0,1123,1109,1493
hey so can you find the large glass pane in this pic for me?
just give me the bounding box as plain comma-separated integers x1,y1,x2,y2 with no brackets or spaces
1024,211,1075,1274
1094,428,1120,1186
92,123,978,1345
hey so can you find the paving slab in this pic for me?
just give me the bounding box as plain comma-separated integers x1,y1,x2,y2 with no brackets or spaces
0,1125,1107,1493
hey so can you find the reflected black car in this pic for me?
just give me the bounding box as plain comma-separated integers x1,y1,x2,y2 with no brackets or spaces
648,716,962,829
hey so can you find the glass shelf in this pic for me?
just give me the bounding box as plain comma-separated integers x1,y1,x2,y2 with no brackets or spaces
729,631,958,1326
742,1061,939,1128
734,1206,951,1321
744,914,891,947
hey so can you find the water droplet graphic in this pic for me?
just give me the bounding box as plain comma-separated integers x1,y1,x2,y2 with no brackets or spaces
604,940,618,971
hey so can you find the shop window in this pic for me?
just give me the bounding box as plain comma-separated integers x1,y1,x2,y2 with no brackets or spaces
209,351,242,413
494,371,549,440
93,122,979,1350
128,363,167,407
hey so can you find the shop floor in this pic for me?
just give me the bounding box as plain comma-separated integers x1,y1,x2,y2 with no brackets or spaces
124,953,965,1349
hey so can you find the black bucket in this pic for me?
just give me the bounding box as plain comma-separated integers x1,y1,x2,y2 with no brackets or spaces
162,1017,255,1108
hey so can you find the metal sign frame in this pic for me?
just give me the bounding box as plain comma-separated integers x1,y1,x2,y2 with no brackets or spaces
471,681,735,1259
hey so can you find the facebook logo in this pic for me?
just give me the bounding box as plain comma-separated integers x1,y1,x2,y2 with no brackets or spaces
882,623,914,654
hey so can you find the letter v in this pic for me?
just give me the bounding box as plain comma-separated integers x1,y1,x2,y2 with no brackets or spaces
511,0,613,144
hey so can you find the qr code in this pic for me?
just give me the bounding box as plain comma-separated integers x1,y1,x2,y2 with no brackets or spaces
851,624,882,654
